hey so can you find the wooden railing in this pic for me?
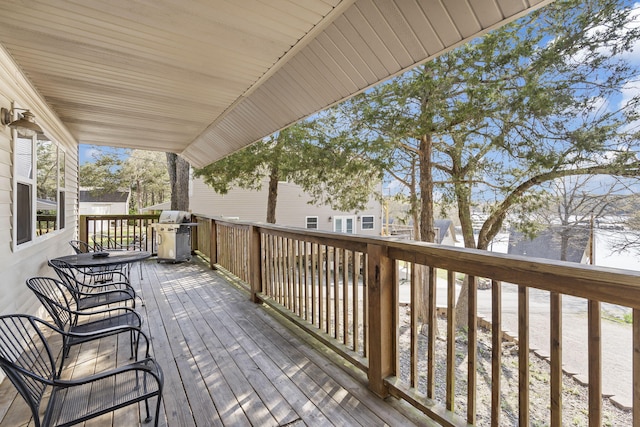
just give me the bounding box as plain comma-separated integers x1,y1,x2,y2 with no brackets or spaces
82,213,639,425
79,214,160,253
191,213,640,426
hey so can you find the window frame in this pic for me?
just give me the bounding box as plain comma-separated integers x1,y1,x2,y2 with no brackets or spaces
333,215,356,234
12,123,65,250
305,216,319,229
361,215,375,230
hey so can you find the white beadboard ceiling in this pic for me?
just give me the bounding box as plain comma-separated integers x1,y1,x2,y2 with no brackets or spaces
0,0,550,168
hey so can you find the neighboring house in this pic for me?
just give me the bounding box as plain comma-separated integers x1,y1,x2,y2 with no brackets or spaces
507,226,591,263
189,177,383,236
386,218,458,244
79,189,131,234
434,219,457,246
79,189,130,215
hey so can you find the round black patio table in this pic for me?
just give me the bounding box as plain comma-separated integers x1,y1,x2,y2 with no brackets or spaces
52,250,152,269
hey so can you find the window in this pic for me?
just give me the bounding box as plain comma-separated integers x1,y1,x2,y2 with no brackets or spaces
333,215,355,234
36,139,57,236
16,183,31,244
306,216,318,229
361,215,374,230
15,135,34,245
13,128,65,247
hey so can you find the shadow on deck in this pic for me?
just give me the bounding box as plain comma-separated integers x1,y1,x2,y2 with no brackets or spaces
0,256,433,426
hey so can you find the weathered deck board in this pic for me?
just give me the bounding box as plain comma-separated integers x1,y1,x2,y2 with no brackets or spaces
0,257,431,426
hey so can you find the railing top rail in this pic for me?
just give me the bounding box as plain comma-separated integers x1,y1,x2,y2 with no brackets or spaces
80,214,160,220
193,212,640,308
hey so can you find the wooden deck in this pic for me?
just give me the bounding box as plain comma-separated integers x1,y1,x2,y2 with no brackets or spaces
0,257,433,427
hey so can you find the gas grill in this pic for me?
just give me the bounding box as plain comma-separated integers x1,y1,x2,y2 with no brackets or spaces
154,210,197,262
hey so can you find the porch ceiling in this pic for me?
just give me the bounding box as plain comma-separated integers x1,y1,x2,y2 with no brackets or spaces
0,0,549,168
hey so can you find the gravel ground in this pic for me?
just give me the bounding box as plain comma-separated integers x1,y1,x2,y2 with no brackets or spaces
396,306,632,426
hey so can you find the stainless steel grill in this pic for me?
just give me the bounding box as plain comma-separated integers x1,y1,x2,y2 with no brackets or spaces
154,210,197,262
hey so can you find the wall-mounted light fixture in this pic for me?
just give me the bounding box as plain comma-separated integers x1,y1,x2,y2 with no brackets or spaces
328,216,332,222
1,107,44,137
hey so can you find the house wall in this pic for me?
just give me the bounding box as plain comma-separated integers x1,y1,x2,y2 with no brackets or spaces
79,201,129,215
190,178,383,236
0,46,79,326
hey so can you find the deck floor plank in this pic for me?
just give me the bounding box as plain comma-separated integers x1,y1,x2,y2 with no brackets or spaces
174,285,280,426
0,257,428,427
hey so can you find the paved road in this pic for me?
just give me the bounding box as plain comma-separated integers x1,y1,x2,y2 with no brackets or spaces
398,281,633,408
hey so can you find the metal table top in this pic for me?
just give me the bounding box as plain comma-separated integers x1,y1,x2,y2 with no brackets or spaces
52,251,152,268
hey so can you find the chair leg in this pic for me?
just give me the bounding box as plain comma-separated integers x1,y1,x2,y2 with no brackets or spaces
144,398,152,423
130,330,135,359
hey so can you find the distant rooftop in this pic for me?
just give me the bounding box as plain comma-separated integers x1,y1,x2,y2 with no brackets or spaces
79,190,129,203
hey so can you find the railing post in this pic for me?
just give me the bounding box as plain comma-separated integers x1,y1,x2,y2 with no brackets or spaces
249,225,262,303
79,215,88,244
209,218,218,270
367,242,395,398
191,214,198,254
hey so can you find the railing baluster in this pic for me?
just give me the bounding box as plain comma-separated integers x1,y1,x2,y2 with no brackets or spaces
326,246,331,335
427,266,436,399
446,269,456,411
491,280,502,427
588,299,602,427
352,250,359,353
302,241,307,321
634,308,640,427
467,275,477,425
519,285,530,427
334,247,339,339
318,244,324,332
550,292,562,426
411,262,418,389
311,243,317,327
343,249,349,346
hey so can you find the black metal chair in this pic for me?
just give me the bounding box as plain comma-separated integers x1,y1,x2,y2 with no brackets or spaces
48,258,138,309
69,239,95,254
68,240,132,284
0,314,163,427
26,276,145,371
92,234,145,280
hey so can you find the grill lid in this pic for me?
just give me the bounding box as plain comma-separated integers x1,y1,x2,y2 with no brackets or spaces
158,210,191,223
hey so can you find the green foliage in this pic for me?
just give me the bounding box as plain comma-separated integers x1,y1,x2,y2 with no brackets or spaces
326,0,640,248
193,121,382,220
79,147,170,213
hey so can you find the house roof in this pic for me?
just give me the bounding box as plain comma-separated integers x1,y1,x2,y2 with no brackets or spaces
141,201,171,212
79,190,130,204
434,219,456,244
0,0,549,168
508,226,591,263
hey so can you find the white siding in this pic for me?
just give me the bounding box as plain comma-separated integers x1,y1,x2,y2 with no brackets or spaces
0,46,79,326
190,177,382,236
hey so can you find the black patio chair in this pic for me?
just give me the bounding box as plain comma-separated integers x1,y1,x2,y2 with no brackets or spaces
48,258,138,309
26,276,145,371
0,314,163,427
92,233,145,280
69,239,95,254
67,241,132,284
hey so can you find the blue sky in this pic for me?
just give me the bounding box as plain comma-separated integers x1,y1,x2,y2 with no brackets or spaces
79,145,130,165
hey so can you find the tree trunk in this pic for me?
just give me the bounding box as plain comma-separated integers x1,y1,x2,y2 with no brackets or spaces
454,179,476,328
266,168,279,224
416,134,436,335
419,134,435,243
166,153,190,211
135,179,142,213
